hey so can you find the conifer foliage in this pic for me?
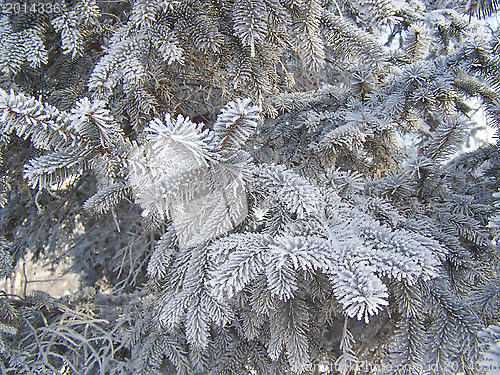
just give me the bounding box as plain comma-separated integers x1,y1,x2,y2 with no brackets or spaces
0,0,499,374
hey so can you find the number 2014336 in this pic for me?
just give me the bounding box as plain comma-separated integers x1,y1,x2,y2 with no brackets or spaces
1,2,63,14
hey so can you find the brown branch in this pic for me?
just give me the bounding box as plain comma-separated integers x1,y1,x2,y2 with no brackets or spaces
220,114,244,151
428,122,458,160
416,122,459,200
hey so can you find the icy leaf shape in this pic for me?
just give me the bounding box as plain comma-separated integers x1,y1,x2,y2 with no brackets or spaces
213,98,261,150
128,112,249,247
69,97,121,147
333,259,389,323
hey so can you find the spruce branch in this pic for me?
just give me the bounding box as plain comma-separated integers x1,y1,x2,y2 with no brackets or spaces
0,89,92,150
